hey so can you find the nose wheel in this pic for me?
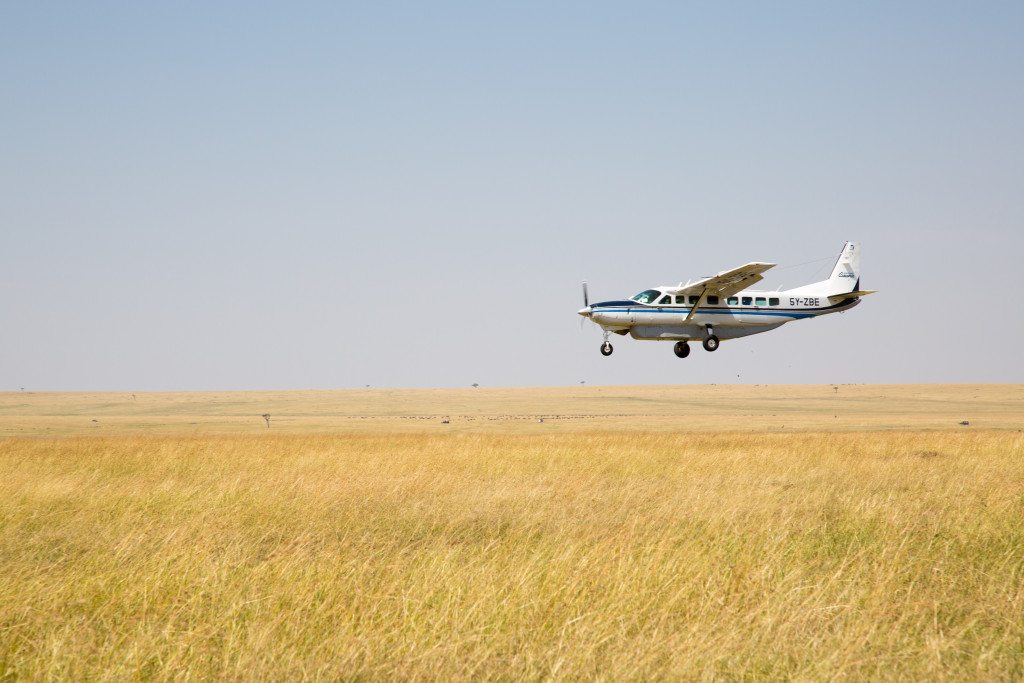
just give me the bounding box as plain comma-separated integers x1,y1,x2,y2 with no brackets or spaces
600,341,614,356
673,341,690,358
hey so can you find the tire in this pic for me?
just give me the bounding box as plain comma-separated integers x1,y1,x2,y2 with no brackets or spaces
702,335,720,352
673,341,690,358
600,342,614,356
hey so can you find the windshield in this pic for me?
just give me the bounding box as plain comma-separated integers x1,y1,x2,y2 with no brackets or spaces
631,289,662,304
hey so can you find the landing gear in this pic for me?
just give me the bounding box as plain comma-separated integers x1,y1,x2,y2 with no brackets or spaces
673,341,690,358
600,341,614,356
703,324,720,352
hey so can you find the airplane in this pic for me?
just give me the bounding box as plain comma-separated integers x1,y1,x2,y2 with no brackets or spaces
577,241,874,357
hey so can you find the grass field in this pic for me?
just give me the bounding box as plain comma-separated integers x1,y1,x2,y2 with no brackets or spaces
1,386,1022,679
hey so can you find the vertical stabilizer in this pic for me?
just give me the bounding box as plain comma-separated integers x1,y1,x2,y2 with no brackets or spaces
825,241,860,294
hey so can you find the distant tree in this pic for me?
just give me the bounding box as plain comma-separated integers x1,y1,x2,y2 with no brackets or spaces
472,383,479,388
261,414,271,428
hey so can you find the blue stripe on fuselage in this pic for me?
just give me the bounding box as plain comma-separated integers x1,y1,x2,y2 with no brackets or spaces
589,298,858,320
591,306,821,319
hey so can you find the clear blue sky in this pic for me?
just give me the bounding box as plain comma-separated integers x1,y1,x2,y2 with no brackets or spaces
2,2,1022,390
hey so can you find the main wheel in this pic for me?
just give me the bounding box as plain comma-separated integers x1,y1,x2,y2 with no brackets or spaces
673,341,690,358
600,341,614,356
702,335,720,352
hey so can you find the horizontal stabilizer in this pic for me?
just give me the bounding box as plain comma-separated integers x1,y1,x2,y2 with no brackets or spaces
827,289,876,304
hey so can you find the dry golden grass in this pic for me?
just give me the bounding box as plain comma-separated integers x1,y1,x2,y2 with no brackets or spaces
1,387,1023,679
1,384,1021,436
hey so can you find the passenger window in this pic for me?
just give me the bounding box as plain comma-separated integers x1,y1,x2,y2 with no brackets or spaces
742,297,752,305
689,295,700,304
727,297,738,305
657,294,672,305
707,296,719,305
769,297,779,306
755,297,766,306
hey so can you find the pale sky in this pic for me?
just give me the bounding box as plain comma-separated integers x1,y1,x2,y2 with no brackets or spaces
2,2,1023,390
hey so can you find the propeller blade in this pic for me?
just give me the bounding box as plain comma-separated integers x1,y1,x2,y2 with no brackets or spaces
582,281,589,307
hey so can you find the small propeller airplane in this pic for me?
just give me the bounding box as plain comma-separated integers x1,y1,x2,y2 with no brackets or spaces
578,241,874,357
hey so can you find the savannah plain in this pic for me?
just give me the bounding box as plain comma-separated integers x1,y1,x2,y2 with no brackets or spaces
1,384,1022,680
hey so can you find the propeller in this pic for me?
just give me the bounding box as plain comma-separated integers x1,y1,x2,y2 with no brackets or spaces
579,281,593,330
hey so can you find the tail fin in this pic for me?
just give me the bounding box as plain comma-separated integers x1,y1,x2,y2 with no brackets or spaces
825,241,861,294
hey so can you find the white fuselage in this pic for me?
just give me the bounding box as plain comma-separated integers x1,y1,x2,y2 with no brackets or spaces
588,289,860,341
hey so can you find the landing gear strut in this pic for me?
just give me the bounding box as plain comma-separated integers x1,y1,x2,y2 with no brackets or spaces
673,341,690,358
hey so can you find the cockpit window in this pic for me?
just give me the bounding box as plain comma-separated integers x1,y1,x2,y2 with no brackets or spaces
632,289,662,304
657,294,672,305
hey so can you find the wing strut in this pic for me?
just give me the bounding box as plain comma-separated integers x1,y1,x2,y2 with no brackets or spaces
685,287,708,322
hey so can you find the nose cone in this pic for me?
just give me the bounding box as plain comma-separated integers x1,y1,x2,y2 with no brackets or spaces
577,306,592,318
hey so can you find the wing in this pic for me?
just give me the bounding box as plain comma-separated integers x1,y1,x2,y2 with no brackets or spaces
668,262,776,299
